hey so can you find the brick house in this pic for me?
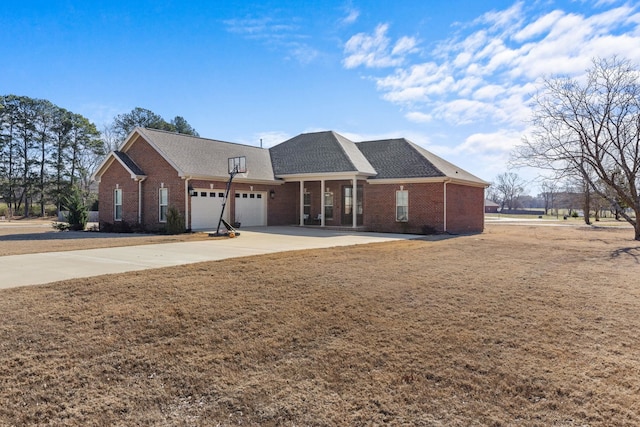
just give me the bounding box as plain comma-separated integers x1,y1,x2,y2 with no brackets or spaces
93,128,489,234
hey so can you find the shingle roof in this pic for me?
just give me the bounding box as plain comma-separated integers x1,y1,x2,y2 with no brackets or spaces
135,128,275,182
356,139,443,179
113,151,145,176
357,138,488,184
99,128,486,186
269,131,376,176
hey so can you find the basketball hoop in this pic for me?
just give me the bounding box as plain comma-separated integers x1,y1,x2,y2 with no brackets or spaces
228,156,247,175
212,156,247,237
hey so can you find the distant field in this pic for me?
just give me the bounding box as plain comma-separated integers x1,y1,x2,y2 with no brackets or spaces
1,224,639,425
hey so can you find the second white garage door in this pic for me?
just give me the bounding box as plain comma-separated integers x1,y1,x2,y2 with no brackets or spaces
234,191,267,227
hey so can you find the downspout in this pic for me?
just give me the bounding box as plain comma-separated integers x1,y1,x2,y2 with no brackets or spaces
184,177,191,230
137,177,146,225
443,179,451,233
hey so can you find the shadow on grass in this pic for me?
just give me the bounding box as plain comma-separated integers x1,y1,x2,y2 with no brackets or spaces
0,232,145,242
610,246,640,264
241,225,465,241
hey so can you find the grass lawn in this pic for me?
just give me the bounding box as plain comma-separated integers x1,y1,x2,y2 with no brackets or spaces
0,218,212,256
1,224,639,425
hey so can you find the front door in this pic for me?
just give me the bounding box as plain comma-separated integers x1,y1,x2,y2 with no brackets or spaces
341,185,363,226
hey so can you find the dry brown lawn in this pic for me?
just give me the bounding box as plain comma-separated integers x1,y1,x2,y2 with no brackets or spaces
1,224,639,426
0,219,211,256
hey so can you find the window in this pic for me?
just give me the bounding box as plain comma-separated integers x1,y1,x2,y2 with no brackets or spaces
303,192,311,217
114,188,123,221
396,190,408,222
159,188,168,222
324,191,334,220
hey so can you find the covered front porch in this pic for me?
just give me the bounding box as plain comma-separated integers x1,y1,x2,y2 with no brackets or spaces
285,174,370,229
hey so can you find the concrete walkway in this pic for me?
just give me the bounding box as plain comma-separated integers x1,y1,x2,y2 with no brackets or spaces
1,227,420,289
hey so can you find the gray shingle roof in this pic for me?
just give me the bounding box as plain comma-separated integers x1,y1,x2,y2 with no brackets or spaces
135,128,275,182
113,151,145,176
105,128,486,186
269,131,376,176
357,138,488,184
356,139,443,179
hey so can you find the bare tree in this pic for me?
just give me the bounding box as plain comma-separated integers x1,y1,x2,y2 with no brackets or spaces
492,172,527,211
513,57,640,240
540,180,559,216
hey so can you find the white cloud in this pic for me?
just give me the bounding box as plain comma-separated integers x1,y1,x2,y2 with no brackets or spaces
287,43,320,65
475,1,524,31
514,10,564,42
458,130,523,154
434,99,501,125
223,14,321,65
342,7,360,25
343,24,417,69
340,1,640,184
343,1,640,131
392,36,419,56
248,131,292,148
405,111,433,123
473,84,506,100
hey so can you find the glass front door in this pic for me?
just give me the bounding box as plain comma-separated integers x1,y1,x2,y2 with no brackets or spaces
342,185,363,225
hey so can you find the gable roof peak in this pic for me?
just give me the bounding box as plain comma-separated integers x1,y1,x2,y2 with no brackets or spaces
269,130,375,176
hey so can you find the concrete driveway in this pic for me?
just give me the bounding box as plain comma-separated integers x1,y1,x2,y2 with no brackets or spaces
0,227,420,289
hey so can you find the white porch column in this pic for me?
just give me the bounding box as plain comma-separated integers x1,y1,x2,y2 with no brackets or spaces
352,176,357,228
320,179,326,227
299,180,305,226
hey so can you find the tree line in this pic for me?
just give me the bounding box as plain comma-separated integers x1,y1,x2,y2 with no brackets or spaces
0,96,197,218
488,171,622,220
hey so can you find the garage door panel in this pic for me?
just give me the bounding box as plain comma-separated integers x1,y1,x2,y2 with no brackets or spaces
234,191,266,226
191,189,228,230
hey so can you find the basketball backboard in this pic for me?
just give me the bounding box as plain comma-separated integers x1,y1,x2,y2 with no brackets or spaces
228,156,247,174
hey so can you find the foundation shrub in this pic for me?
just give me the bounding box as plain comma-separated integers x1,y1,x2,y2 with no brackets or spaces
100,220,144,233
63,189,88,231
166,206,186,234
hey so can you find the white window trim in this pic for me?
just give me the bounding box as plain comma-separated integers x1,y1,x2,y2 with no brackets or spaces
324,191,334,220
114,188,123,222
159,188,168,223
396,190,408,222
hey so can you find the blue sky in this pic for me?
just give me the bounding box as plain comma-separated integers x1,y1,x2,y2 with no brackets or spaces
2,0,640,191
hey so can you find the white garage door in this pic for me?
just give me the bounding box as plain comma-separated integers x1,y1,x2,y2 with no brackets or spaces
234,191,267,227
190,189,228,230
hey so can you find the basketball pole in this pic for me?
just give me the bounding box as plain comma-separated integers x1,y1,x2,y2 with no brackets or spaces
215,165,238,236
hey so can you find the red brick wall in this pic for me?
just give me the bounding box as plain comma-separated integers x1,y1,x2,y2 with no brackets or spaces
445,183,485,233
267,182,298,225
97,160,141,225
364,182,445,233
363,182,485,234
126,136,185,231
